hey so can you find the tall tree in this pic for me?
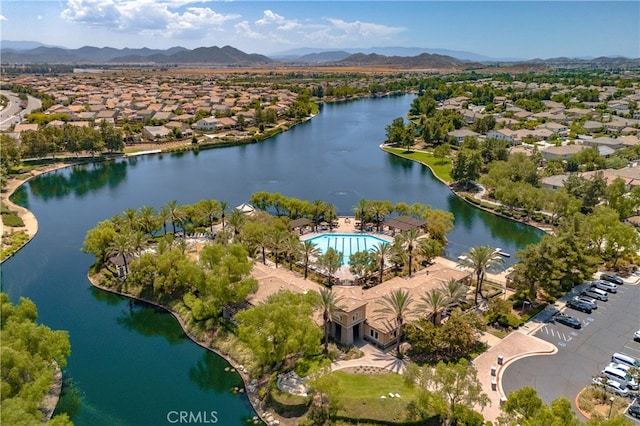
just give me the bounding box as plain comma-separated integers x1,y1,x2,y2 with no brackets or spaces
315,288,345,354
399,228,422,277
302,240,321,279
371,242,392,284
404,359,489,426
417,288,450,325
458,245,504,305
375,288,414,357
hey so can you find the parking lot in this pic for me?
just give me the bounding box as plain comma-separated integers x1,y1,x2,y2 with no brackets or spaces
502,277,640,422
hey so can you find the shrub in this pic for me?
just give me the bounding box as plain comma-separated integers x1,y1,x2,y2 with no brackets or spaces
2,213,24,227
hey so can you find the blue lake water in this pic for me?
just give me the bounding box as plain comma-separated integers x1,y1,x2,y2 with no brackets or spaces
2,94,544,425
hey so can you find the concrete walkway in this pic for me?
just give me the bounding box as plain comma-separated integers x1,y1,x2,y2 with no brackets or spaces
330,340,407,374
472,331,557,422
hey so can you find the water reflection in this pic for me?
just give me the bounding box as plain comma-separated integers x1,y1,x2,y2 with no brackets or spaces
386,152,415,171
188,351,244,393
116,302,186,345
27,161,127,200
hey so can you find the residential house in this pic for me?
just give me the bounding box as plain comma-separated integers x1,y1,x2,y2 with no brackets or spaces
541,144,585,161
142,125,171,141
447,128,480,145
581,136,625,151
583,120,604,133
194,117,222,131
487,129,517,145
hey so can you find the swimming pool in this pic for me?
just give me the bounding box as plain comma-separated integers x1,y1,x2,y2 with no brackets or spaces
306,233,391,265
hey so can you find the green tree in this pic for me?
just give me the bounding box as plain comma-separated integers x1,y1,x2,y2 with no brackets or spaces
315,288,345,354
417,288,450,325
404,359,489,426
236,291,322,371
371,242,392,284
451,148,482,189
1,293,72,426
374,288,414,357
458,245,505,305
81,219,118,269
498,387,581,426
398,228,422,277
302,240,321,279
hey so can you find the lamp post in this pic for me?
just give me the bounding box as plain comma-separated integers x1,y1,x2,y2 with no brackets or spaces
607,396,615,419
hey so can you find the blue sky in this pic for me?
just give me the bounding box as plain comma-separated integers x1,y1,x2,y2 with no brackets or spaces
1,1,638,59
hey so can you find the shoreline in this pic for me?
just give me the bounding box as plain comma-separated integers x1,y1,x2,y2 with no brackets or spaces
86,274,275,426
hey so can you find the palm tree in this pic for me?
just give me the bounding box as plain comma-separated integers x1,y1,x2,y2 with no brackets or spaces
458,245,505,305
371,242,392,284
369,200,391,232
354,199,370,232
302,240,321,279
159,206,171,235
137,205,160,238
121,208,139,232
218,201,229,232
269,230,287,268
107,232,135,277
375,288,414,357
284,234,302,271
197,199,219,235
438,278,467,307
439,278,468,308
399,228,421,277
227,209,245,238
316,288,345,354
417,288,450,325
165,200,185,235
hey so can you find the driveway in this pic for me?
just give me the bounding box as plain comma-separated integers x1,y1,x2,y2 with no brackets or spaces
502,278,640,421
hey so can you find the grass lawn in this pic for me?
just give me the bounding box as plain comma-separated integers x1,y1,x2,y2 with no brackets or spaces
382,147,452,183
315,371,420,423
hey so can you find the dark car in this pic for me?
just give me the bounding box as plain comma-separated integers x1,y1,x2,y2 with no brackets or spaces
566,299,592,314
600,273,623,285
553,312,582,329
628,403,640,419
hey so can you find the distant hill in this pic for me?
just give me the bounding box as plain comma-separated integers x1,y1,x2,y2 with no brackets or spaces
294,51,352,63
336,52,482,69
0,45,272,65
269,46,509,62
0,40,65,51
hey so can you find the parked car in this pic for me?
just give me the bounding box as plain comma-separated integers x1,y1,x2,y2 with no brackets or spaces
600,273,623,285
635,330,640,342
612,352,640,369
601,365,639,390
574,295,598,310
591,280,617,293
581,288,608,301
592,376,629,397
628,402,640,419
566,298,592,314
552,312,582,329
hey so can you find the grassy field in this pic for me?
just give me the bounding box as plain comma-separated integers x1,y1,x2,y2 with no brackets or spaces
315,371,420,423
383,147,453,183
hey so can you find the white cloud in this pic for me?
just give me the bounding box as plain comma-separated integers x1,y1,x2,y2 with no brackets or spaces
61,0,239,38
327,18,405,39
0,14,7,21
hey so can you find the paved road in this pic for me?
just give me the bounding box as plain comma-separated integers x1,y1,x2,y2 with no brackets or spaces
0,90,42,130
502,279,640,421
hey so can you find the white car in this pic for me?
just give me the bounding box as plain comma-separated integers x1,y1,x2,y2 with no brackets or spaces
592,376,629,397
635,330,640,342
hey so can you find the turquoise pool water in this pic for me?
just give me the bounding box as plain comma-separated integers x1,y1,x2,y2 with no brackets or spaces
306,233,391,265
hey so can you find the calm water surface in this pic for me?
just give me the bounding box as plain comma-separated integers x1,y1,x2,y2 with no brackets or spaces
2,94,543,425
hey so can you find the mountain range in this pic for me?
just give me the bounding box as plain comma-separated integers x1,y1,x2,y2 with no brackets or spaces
1,41,638,68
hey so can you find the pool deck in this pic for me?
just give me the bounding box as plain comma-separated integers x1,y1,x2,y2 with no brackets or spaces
298,216,395,242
